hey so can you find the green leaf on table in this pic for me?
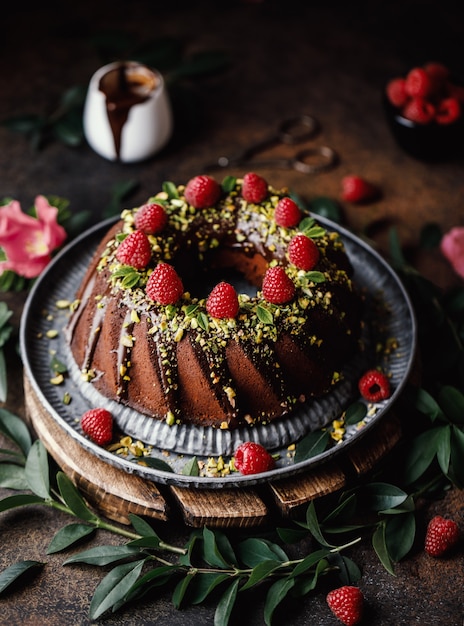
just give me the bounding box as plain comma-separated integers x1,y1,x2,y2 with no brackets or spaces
238,537,287,568
0,560,44,595
264,577,296,626
47,523,95,554
128,513,158,537
437,385,464,425
24,440,50,499
64,544,142,567
436,425,451,476
362,483,408,512
214,578,239,626
384,512,416,563
290,548,330,578
202,527,235,568
0,408,32,457
403,427,445,485
0,493,45,513
372,523,395,575
411,387,444,422
0,463,28,490
56,471,99,522
189,572,230,605
240,559,283,591
302,501,333,547
89,559,146,620
172,571,196,609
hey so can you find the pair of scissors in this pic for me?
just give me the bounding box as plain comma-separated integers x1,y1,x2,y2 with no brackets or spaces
204,114,338,175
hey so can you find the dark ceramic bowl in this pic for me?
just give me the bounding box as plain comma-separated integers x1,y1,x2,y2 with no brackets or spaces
383,95,464,161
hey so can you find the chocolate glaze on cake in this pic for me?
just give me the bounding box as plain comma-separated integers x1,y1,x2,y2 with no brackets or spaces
66,176,362,430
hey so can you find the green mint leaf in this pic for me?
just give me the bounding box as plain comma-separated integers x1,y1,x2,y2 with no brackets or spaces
46,523,95,554
256,304,273,325
89,559,146,620
305,270,326,283
344,401,368,425
294,429,330,463
0,408,32,457
221,176,237,193
25,440,50,499
0,560,44,595
182,456,200,476
139,457,174,472
162,181,179,199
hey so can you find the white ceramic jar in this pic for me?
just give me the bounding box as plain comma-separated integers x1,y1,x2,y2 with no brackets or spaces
83,61,173,163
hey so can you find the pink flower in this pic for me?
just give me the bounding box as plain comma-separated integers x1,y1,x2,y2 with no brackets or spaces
440,226,464,279
0,195,67,278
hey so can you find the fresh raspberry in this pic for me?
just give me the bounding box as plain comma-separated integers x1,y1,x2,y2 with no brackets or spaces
135,202,168,234
274,197,302,228
435,97,461,125
341,175,379,204
358,369,391,403
402,97,435,124
146,263,184,305
184,175,221,209
241,172,268,203
234,442,275,475
81,408,113,446
326,586,364,626
386,77,409,108
206,281,240,319
262,266,295,304
115,230,152,269
288,234,320,271
425,515,460,557
404,67,433,99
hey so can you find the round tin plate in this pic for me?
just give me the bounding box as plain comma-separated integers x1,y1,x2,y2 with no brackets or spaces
20,216,416,488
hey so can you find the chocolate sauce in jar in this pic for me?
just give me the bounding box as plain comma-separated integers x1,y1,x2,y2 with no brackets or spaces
98,62,159,159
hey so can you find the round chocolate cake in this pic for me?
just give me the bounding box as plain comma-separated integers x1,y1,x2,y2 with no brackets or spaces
66,173,362,431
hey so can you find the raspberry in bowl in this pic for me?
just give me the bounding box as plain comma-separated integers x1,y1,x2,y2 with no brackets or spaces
383,62,464,160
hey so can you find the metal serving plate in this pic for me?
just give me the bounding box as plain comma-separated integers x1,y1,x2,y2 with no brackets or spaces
20,216,416,488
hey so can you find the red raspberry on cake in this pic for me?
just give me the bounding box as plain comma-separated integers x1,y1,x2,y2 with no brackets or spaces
288,234,320,271
341,175,379,204
425,515,460,557
262,266,295,304
206,281,240,319
386,77,408,108
402,97,435,124
358,369,391,403
116,230,152,269
146,262,184,305
326,586,364,626
135,202,168,234
81,408,113,446
404,67,433,99
184,175,221,209
241,172,268,203
435,97,461,125
274,197,302,228
234,441,275,475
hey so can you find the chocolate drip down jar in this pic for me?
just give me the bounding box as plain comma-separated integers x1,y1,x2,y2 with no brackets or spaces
83,61,173,163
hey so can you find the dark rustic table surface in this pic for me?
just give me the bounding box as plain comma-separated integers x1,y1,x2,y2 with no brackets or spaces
1,1,464,625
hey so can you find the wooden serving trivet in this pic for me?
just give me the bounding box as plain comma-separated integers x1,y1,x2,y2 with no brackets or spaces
24,373,402,529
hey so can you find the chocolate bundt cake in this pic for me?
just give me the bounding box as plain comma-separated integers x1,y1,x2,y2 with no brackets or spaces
66,173,362,430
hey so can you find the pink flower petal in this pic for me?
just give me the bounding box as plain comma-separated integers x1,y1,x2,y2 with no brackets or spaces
440,227,464,279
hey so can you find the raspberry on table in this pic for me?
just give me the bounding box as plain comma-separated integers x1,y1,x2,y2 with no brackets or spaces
241,172,268,203
274,196,302,228
135,202,168,234
358,369,391,403
206,281,240,319
262,266,295,304
234,441,275,475
288,233,320,271
184,175,221,209
115,230,152,269
326,586,364,626
146,262,184,305
425,515,460,557
341,175,379,204
81,408,113,446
